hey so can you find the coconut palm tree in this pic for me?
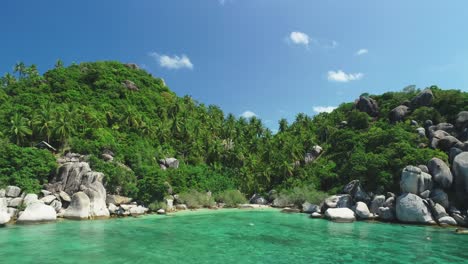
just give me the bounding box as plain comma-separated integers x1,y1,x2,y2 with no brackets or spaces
10,113,32,146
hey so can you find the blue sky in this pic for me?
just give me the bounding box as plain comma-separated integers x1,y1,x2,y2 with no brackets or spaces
2,1,468,131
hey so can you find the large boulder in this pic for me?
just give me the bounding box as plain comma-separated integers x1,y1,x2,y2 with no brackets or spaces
370,195,386,214
325,208,356,222
416,127,426,137
40,195,57,205
396,193,435,224
400,166,433,195
410,89,433,108
106,195,132,206
429,123,456,135
456,111,468,130
8,197,23,207
390,105,410,123
129,206,148,216
249,194,267,205
355,96,379,117
430,203,448,220
59,191,71,203
450,148,463,164
0,198,10,225
5,186,21,197
438,216,457,226
430,188,449,209
354,202,372,219
122,80,139,91
81,172,109,218
430,130,450,149
47,161,93,194
23,194,39,206
17,202,56,223
64,192,91,219
437,136,461,151
427,158,453,189
342,180,371,203
452,152,468,206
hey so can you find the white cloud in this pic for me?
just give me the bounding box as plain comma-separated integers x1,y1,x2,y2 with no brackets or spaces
148,52,193,70
240,111,257,118
355,49,368,56
289,31,310,46
313,106,337,113
327,70,363,82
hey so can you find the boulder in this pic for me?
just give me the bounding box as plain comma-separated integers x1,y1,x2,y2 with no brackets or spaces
390,105,409,123
411,89,433,108
157,209,165,215
64,192,91,219
124,63,140,70
7,207,17,219
165,198,174,212
456,111,468,130
418,165,429,173
325,195,353,209
108,203,118,214
420,190,431,199
450,148,463,164
81,172,110,218
5,186,21,197
430,188,449,209
0,211,10,225
370,195,386,214
101,153,113,162
411,120,419,126
59,191,71,203
384,197,395,209
400,166,433,195
249,194,267,205
452,213,467,226
0,189,5,198
429,123,456,135
17,202,56,223
302,202,320,214
432,203,448,219
325,208,356,223
438,216,457,226
23,194,39,206
8,197,23,208
129,206,148,215
452,152,468,206
40,190,52,197
40,195,57,205
273,197,291,208
106,195,133,206
122,80,139,91
396,193,435,224
342,180,371,203
430,130,450,149
159,158,179,169
416,127,426,137
355,96,379,117
354,202,371,219
378,207,395,221
310,212,322,218
427,158,453,189
50,200,62,213
437,136,461,151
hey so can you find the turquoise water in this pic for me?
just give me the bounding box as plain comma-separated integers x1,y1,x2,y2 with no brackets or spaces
0,209,466,264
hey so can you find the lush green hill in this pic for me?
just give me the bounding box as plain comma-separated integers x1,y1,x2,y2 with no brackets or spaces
1,61,466,205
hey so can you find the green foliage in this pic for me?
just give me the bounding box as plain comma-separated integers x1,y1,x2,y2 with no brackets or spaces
408,106,442,124
215,190,247,207
178,190,215,209
347,110,370,129
0,139,56,192
148,201,167,212
276,186,328,206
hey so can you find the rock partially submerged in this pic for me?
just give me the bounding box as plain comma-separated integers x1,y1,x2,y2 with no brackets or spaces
396,193,435,224
17,202,56,223
325,208,356,223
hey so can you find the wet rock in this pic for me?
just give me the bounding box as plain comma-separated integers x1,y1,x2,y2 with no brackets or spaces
302,202,320,214
325,208,356,223
438,216,457,226
354,202,371,219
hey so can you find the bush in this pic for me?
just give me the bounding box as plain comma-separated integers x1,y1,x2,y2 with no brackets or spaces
148,201,167,212
178,190,215,209
215,190,247,207
277,186,328,207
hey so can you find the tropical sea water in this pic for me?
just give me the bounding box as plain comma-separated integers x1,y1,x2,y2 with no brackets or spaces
0,209,466,264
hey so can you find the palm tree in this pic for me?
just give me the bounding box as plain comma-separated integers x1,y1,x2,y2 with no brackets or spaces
54,111,75,146
1,73,16,87
33,104,55,143
14,62,26,79
278,118,288,133
55,59,64,69
10,113,32,145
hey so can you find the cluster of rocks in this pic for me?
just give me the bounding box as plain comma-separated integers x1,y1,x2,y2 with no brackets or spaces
0,153,151,226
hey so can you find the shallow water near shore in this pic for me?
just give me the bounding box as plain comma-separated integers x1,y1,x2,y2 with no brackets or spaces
0,209,466,264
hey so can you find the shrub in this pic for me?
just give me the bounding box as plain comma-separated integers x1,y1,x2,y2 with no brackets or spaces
148,201,167,212
178,190,215,209
215,190,247,207
277,186,328,207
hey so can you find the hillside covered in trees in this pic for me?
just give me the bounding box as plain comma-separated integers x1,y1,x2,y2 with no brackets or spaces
1,61,467,205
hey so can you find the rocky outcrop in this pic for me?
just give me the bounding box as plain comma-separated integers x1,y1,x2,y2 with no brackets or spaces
342,180,371,203
129,206,148,216
304,145,323,164
430,188,449,209
325,208,356,222
17,202,56,223
249,194,267,205
370,195,385,214
400,166,432,195
325,194,353,209
456,111,468,130
64,192,91,219
390,105,410,123
427,158,453,189
354,202,372,219
396,193,435,224
302,202,320,214
122,80,139,91
355,96,379,117
0,198,11,225
410,89,433,108
378,207,395,221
